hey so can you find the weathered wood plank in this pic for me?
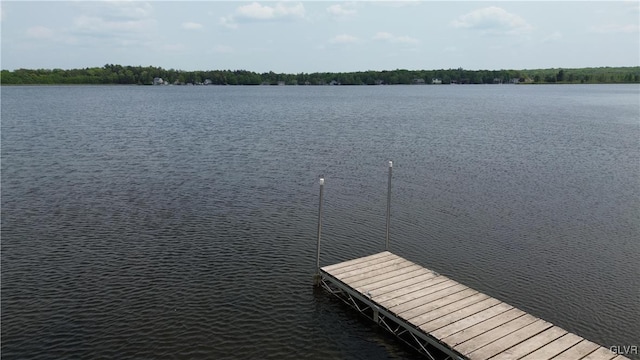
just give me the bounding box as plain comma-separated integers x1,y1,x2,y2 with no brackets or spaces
359,269,436,294
517,332,583,360
402,288,487,326
492,326,567,360
386,282,466,312
442,308,526,345
338,261,416,284
347,264,424,289
611,355,633,360
417,297,501,332
378,279,459,309
371,275,450,304
430,302,513,339
550,339,601,360
333,257,409,279
454,314,540,355
321,251,393,272
466,322,558,360
581,347,619,360
409,292,489,323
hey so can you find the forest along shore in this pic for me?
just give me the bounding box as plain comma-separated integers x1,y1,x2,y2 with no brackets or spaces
1,65,639,85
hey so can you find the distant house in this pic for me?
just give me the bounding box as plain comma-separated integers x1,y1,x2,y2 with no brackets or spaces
493,78,503,84
413,78,426,84
277,81,285,86
510,78,520,84
432,78,442,84
204,79,213,85
375,79,384,85
153,77,164,85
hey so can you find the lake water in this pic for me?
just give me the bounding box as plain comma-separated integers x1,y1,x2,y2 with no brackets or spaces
1,84,638,359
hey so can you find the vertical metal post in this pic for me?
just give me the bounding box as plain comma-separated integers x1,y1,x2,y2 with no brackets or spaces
314,177,325,285
386,161,392,251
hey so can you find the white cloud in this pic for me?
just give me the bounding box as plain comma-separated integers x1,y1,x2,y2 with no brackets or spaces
113,2,153,20
67,4,157,51
219,16,238,29
329,34,359,44
372,1,420,8
219,2,305,29
236,2,305,20
76,1,153,21
452,6,533,35
74,15,155,34
327,3,357,17
373,31,419,44
590,24,640,34
373,32,393,41
182,22,203,30
26,26,54,39
237,2,275,19
70,1,156,42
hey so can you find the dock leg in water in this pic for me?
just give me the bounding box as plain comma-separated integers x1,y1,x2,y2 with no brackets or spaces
314,177,324,286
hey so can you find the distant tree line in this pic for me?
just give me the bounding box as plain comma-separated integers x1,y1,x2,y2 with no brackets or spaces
1,64,638,85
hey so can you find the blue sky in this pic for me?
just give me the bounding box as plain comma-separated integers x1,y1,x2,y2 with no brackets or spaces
1,1,639,72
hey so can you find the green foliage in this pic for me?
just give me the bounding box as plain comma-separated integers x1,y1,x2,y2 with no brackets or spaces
1,65,639,85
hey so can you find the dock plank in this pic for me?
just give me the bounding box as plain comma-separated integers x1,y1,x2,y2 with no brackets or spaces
442,308,526,345
492,326,567,360
401,289,482,321
386,283,467,312
417,297,501,332
466,322,558,360
430,302,513,339
408,292,489,325
372,275,450,303
550,339,601,360
379,279,459,309
518,332,583,360
360,270,437,294
321,251,393,272
347,264,424,289
581,347,619,360
338,261,416,284
333,257,409,279
453,315,541,355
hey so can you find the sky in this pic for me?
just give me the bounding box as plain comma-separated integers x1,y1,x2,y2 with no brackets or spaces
1,1,639,73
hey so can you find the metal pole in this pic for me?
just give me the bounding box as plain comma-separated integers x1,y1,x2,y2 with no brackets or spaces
386,161,392,251
314,177,325,285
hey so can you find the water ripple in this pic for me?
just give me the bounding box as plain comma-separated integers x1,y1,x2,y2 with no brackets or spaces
2,85,638,359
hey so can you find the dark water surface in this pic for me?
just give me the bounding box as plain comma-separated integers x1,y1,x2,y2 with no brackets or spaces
2,85,639,359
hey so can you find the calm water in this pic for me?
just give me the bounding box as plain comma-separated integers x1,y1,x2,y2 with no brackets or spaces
2,84,639,359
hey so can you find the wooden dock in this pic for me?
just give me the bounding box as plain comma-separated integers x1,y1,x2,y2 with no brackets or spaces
319,251,629,360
